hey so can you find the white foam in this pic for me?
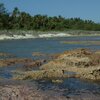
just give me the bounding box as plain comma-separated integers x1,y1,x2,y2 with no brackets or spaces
0,33,71,40
39,33,71,38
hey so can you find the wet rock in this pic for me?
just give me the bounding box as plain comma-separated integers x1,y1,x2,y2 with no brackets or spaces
41,48,97,69
43,69,64,79
0,52,15,58
1,48,100,81
14,69,64,80
40,48,100,80
66,92,100,100
0,85,31,100
58,48,93,58
32,52,48,57
23,59,46,71
0,58,33,67
0,84,99,100
89,53,100,66
82,68,100,80
0,85,66,100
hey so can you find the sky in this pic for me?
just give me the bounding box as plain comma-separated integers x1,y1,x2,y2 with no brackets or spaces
0,0,100,22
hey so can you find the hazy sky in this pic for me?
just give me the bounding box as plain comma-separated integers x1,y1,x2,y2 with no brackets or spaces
0,0,100,22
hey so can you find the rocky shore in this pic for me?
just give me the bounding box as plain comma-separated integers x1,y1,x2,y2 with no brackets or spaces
0,48,100,81
1,83,100,100
0,48,100,99
12,48,100,81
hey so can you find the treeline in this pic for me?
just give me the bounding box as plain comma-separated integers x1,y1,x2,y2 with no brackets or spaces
0,3,100,31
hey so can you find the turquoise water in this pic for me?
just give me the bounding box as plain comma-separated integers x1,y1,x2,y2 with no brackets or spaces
0,36,100,96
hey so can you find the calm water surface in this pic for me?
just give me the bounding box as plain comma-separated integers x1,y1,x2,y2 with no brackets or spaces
0,36,100,58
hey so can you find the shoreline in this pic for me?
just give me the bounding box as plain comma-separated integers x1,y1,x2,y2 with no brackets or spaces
0,33,72,40
0,30,100,40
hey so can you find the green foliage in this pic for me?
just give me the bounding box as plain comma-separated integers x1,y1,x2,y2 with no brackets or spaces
0,3,100,31
0,3,9,29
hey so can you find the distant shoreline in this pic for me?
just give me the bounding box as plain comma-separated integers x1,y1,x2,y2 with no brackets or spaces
0,33,72,40
0,30,100,40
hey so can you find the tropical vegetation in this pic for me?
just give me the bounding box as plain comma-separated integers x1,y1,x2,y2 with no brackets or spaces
0,3,100,31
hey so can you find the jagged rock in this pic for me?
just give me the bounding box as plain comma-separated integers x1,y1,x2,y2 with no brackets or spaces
23,59,46,70
81,68,100,80
14,69,64,80
0,85,67,100
0,84,99,100
40,48,100,80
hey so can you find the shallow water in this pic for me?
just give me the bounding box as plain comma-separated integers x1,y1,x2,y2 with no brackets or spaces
36,78,100,97
0,36,100,58
0,36,100,97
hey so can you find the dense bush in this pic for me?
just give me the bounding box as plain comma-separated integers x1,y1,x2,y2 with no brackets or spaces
0,3,100,31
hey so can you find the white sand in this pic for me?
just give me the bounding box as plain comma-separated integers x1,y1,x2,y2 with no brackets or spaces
38,33,71,38
0,34,36,40
0,33,71,40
